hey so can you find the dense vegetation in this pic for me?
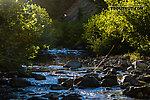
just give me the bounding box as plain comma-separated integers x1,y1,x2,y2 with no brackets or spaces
0,0,149,72
0,0,52,71
83,0,150,56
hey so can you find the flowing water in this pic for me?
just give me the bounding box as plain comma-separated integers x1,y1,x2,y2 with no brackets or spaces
0,49,136,100
12,65,135,100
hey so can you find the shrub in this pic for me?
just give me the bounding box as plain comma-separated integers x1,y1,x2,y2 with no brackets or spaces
83,0,150,56
0,0,52,71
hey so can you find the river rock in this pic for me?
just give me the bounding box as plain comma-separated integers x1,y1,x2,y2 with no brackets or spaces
61,79,74,89
83,73,100,81
100,75,119,87
74,76,100,88
137,75,150,83
30,73,46,80
132,60,149,71
61,93,82,100
106,68,117,75
9,78,31,88
58,78,69,84
50,84,64,90
123,86,150,99
121,75,140,86
120,82,130,89
35,74,46,80
63,60,82,69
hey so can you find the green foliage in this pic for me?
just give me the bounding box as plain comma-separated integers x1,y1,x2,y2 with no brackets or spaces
83,0,150,56
51,20,85,49
0,0,52,71
124,52,141,61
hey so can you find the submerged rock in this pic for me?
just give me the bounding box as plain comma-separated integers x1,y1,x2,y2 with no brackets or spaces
123,86,150,99
63,60,82,69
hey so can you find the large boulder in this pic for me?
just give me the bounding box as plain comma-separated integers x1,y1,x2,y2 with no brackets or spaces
63,60,82,69
83,73,100,81
132,60,149,71
9,78,31,88
74,76,100,88
100,75,119,87
123,86,150,99
61,79,74,89
137,75,150,83
121,75,140,86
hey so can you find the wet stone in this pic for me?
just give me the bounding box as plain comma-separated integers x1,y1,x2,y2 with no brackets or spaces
61,79,74,88
63,60,82,69
50,84,64,90
100,75,119,87
58,78,69,84
31,74,46,80
121,75,140,86
123,86,150,99
74,76,100,88
137,75,150,83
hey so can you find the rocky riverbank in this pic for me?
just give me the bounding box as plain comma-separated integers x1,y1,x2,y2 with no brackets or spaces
0,53,150,99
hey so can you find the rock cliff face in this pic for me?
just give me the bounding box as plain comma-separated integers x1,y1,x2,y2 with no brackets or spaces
63,0,99,21
58,0,107,21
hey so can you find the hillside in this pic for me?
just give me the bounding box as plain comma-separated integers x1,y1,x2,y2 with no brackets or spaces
19,0,107,21
63,0,107,21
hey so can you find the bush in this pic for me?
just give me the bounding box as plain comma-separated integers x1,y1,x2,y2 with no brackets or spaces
0,0,52,71
83,0,150,56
